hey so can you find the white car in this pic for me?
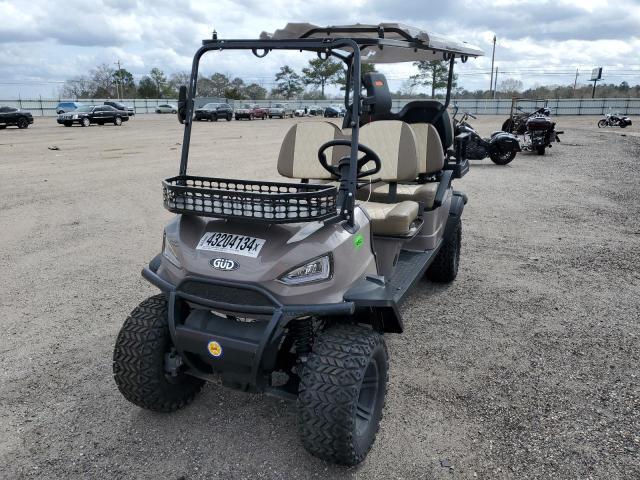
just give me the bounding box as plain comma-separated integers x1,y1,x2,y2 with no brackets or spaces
155,104,177,114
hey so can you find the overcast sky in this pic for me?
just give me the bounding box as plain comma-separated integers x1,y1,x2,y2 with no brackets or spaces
1,0,639,98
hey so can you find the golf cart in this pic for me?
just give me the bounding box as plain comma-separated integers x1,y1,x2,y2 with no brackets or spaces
112,23,483,465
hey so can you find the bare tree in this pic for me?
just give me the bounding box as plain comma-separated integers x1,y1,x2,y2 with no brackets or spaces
61,76,93,98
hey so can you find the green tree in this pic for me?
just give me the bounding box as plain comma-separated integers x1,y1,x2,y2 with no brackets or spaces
410,60,457,99
113,68,135,97
224,77,246,99
244,83,267,100
137,76,157,98
210,73,231,97
301,57,342,97
149,67,167,97
272,65,303,99
336,63,377,90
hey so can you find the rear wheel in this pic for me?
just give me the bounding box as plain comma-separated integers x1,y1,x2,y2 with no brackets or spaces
620,123,627,129
489,149,516,165
17,117,29,129
298,323,388,466
81,117,90,127
113,294,204,412
598,119,607,128
114,116,122,126
226,114,232,121
426,217,461,283
536,146,546,155
501,118,514,132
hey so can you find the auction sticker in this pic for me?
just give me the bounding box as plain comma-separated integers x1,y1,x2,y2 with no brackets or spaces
196,231,265,258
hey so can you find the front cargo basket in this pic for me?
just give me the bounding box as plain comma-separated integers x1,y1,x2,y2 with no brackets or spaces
163,175,337,223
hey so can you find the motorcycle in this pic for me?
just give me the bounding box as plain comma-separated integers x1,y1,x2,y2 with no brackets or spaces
502,105,562,156
453,106,521,165
598,113,632,128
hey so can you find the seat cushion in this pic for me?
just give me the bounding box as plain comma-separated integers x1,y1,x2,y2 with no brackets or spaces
357,182,439,208
360,201,419,236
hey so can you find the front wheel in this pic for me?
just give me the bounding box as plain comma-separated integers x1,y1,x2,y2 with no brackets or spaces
536,146,546,156
63,122,72,127
598,119,607,128
171,110,177,114
426,217,461,282
113,295,204,412
226,114,232,121
298,324,388,466
17,117,29,129
489,149,517,165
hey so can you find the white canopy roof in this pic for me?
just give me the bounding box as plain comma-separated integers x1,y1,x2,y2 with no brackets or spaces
260,23,484,63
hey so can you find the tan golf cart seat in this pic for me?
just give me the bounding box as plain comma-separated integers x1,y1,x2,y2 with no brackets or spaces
278,120,421,236
355,122,445,208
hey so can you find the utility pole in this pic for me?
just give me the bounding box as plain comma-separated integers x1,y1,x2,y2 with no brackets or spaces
489,35,496,96
114,60,122,99
572,68,579,97
493,66,499,99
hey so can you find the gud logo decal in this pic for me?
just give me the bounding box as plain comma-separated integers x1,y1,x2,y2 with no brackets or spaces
209,258,239,271
207,340,223,358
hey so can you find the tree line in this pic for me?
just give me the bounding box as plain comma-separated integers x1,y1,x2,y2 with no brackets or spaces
62,60,640,100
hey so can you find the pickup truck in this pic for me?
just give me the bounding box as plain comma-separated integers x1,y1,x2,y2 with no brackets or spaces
234,104,268,120
268,103,293,119
104,101,135,116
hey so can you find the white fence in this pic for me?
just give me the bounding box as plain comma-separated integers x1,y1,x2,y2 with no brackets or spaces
3,97,640,117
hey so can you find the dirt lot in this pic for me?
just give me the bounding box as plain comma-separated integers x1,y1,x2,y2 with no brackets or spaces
1,114,639,479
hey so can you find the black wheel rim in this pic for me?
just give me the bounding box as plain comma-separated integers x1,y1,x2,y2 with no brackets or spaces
355,359,379,437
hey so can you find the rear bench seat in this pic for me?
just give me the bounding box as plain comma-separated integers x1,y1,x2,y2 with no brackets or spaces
356,122,445,208
278,121,420,236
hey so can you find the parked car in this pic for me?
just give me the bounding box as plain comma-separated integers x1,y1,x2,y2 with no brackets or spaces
234,104,268,120
155,104,177,114
268,103,293,118
104,101,135,116
294,107,306,117
0,106,34,129
194,103,233,121
308,105,324,116
55,102,82,114
57,105,129,127
324,105,345,117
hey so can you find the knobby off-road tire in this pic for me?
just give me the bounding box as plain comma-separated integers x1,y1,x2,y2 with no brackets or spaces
297,324,389,466
113,294,204,412
426,217,461,283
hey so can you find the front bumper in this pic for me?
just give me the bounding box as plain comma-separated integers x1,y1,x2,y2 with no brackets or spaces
142,256,354,392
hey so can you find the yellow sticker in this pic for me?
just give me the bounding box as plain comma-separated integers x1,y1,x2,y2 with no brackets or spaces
207,340,223,358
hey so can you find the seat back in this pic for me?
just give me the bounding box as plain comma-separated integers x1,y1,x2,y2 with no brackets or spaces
278,122,344,180
395,101,454,150
408,123,445,174
358,121,419,181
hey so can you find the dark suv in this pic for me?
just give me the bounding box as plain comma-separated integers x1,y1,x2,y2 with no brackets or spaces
194,103,233,121
55,102,82,114
0,106,34,129
57,105,129,127
104,101,135,116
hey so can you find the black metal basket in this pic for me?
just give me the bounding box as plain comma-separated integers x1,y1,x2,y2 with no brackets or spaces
163,175,337,223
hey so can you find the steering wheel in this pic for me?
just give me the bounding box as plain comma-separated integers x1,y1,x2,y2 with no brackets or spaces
318,140,381,178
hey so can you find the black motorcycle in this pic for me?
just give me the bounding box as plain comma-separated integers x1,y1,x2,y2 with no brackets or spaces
502,106,562,156
453,107,521,165
598,113,632,128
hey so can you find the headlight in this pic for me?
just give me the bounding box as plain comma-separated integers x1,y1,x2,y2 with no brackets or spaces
278,254,332,285
72,114,78,119
162,234,181,268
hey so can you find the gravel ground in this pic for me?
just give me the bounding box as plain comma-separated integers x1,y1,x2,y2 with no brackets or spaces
1,114,638,479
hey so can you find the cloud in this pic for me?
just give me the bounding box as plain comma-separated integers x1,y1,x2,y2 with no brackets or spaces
0,0,638,98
